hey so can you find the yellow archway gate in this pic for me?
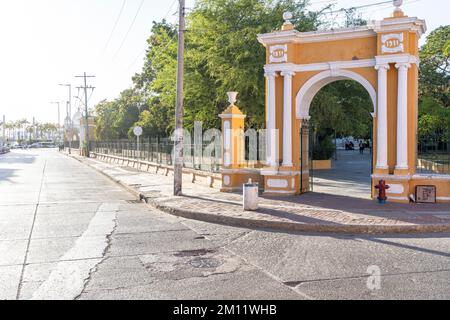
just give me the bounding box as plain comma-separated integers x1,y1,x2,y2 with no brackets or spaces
221,2,450,203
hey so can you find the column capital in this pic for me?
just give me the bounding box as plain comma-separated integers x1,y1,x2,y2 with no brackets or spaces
395,62,411,70
280,71,295,77
375,63,390,71
264,71,278,78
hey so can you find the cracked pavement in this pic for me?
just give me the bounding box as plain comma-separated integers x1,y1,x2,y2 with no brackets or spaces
1,150,449,300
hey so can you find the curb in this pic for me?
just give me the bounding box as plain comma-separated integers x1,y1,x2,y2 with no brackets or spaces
65,153,450,235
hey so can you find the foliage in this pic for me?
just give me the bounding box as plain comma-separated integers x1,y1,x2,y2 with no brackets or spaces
418,25,450,137
94,0,321,139
419,26,450,108
310,80,373,139
312,129,335,160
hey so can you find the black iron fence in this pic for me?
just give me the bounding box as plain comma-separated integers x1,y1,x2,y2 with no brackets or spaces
417,131,450,174
90,138,223,173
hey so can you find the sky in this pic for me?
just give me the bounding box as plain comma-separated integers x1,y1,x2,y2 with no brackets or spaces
0,0,448,125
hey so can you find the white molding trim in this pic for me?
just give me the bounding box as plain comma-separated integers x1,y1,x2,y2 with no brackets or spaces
258,26,376,46
371,16,427,38
269,44,288,63
371,174,411,181
261,170,307,176
257,17,426,47
267,179,289,189
264,59,376,73
375,53,419,67
295,69,377,119
412,174,450,181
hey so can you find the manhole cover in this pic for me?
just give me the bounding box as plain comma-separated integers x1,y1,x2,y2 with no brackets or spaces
189,257,222,269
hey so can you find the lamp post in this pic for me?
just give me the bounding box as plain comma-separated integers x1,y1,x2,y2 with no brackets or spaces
59,84,72,154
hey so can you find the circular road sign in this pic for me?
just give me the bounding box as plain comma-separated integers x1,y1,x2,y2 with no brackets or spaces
133,126,143,137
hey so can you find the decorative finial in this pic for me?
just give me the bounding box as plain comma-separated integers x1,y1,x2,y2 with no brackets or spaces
282,12,294,31
227,92,238,106
283,12,293,25
393,0,403,10
392,0,405,17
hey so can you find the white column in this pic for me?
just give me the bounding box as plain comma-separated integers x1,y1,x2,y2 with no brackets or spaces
281,71,294,167
395,62,410,170
375,64,389,170
265,71,278,167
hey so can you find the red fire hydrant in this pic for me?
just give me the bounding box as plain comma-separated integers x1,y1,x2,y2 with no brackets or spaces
375,180,390,204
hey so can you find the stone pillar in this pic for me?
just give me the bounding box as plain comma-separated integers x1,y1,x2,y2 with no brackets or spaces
395,62,410,171
281,71,294,167
375,63,389,171
265,71,278,167
220,92,262,192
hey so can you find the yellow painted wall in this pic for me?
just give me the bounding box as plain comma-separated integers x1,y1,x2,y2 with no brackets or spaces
290,36,377,64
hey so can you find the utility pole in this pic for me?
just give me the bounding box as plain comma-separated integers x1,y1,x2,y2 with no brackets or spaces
76,73,95,158
174,0,185,196
59,84,72,154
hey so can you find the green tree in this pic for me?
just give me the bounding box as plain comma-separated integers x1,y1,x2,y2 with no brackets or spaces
419,25,450,108
418,25,450,137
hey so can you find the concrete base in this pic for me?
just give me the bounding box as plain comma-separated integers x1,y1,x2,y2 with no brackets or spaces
312,159,332,170
261,168,301,196
221,168,263,193
372,173,450,204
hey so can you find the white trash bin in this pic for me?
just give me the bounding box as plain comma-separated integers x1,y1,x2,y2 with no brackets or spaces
243,179,259,211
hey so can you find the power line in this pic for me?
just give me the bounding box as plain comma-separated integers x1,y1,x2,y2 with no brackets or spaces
126,0,178,71
103,0,127,52
113,0,145,59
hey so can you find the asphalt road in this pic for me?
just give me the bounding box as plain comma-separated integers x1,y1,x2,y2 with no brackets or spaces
0,149,449,300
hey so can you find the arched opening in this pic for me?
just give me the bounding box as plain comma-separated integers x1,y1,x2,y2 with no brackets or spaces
297,71,376,199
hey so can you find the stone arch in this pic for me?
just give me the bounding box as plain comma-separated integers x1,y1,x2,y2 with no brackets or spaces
296,69,377,120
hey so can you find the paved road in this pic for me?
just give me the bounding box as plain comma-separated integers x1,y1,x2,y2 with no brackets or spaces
314,150,372,199
1,150,449,300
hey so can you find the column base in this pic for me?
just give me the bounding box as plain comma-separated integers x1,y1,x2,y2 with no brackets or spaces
394,167,410,176
261,169,301,196
373,167,389,175
372,174,411,203
221,168,263,193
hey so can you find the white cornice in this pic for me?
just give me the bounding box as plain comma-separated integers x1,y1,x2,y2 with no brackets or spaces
375,54,419,67
370,16,427,38
258,16,427,47
264,59,376,73
258,27,376,46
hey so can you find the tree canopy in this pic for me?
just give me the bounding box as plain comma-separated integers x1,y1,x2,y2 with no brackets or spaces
95,0,321,140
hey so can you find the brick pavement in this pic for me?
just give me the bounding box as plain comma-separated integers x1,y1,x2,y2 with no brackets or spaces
68,153,450,234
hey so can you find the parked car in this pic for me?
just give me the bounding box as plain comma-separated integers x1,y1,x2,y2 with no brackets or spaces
0,146,10,154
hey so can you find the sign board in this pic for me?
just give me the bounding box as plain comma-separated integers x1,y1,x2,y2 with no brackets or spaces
381,33,404,54
269,45,288,63
133,126,143,137
415,186,437,203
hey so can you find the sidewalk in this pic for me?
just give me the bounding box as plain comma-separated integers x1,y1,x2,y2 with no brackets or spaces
68,153,450,234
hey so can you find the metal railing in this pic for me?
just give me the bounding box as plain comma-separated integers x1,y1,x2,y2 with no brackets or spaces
417,132,450,174
91,139,223,173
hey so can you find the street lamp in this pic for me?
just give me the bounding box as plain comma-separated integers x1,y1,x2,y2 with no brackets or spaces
59,84,72,154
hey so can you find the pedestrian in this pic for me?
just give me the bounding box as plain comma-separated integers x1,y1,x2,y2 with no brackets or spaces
359,140,365,155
